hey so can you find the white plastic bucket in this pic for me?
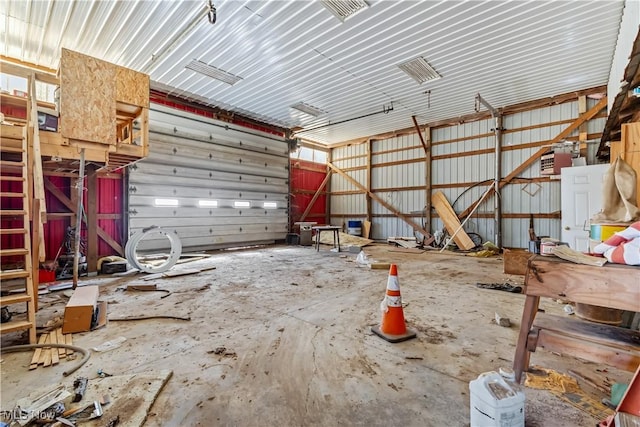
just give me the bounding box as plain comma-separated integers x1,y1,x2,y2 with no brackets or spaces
469,371,525,427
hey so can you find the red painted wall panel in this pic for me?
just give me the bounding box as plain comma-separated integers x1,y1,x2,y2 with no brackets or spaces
289,159,327,229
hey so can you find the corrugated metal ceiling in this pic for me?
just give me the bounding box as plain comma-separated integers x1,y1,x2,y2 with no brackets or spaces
0,0,625,145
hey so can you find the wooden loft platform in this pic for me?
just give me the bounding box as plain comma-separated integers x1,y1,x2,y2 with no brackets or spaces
0,49,150,172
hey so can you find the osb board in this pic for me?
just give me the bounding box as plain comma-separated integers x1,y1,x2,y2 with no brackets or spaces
116,65,150,108
60,48,116,144
82,370,172,427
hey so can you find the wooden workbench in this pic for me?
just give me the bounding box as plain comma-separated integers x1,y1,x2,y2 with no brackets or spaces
513,255,640,382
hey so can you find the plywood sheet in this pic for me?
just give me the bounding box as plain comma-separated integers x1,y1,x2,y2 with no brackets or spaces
116,65,150,108
314,231,373,247
60,48,116,144
431,191,475,250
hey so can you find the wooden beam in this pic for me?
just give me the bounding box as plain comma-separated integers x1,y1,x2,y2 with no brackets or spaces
412,116,429,155
425,126,432,235
325,152,332,226
327,161,433,243
330,86,607,148
458,97,608,219
299,171,331,222
43,177,124,255
0,56,59,85
366,139,372,225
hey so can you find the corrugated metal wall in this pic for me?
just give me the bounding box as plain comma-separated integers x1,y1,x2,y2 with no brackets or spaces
128,104,289,252
330,98,607,248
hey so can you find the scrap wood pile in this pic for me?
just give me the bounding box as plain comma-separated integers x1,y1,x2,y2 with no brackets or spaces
30,327,74,370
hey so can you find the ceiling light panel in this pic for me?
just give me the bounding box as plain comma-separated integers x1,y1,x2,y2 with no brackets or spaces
321,0,368,22
397,57,442,84
185,59,243,86
290,101,327,117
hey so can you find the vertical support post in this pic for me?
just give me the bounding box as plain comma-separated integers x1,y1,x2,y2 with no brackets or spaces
325,150,332,226
366,139,372,225
87,167,98,274
494,113,503,248
72,149,86,289
424,126,432,236
475,93,502,248
31,198,40,312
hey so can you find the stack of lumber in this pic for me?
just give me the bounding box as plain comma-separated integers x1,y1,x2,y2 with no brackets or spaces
29,328,74,370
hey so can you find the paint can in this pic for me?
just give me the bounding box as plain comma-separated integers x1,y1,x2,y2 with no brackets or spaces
347,220,362,236
590,223,628,242
469,371,525,427
540,241,556,256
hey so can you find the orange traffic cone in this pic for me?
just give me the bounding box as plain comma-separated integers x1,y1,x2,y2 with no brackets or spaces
371,264,417,343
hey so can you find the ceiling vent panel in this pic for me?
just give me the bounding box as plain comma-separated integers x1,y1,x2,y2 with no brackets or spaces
397,57,441,84
186,59,243,86
290,101,327,117
321,0,368,22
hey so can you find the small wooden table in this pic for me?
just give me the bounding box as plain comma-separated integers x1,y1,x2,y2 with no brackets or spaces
312,225,341,252
513,256,640,382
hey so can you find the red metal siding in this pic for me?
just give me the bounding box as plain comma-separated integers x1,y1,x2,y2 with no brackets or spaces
290,159,327,229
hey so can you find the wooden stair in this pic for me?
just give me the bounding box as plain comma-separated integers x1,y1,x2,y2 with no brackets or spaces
1,124,37,343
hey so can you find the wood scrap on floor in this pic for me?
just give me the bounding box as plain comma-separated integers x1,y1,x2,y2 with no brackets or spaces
143,266,216,281
387,236,419,249
314,231,373,247
369,263,391,269
30,328,75,370
431,191,475,250
388,247,426,254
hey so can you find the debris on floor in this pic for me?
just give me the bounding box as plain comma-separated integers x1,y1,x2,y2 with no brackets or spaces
30,328,75,370
6,371,172,427
525,366,613,420
494,312,511,327
476,282,522,293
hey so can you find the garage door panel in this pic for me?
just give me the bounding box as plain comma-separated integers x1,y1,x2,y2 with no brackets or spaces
131,215,286,228
129,172,283,194
144,151,288,179
130,162,288,187
150,106,288,155
129,185,286,201
129,105,289,251
129,205,287,219
148,134,289,172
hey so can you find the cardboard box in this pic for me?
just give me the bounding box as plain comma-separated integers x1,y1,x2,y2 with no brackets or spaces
503,249,534,276
62,286,103,334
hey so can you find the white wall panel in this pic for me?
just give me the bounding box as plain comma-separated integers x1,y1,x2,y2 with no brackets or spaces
128,104,288,251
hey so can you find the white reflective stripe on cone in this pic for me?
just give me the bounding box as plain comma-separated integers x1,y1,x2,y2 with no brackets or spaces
385,295,402,307
386,276,400,291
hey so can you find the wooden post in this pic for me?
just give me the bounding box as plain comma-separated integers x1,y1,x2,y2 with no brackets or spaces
424,127,432,235
325,150,332,225
87,167,98,274
72,149,86,289
31,198,40,312
366,139,372,225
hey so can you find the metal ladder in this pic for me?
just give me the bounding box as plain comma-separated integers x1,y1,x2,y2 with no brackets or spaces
1,124,37,343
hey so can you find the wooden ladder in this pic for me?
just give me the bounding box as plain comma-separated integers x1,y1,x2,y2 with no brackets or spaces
1,124,37,343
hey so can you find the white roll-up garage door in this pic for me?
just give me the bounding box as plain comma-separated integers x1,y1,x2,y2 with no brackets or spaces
128,104,289,252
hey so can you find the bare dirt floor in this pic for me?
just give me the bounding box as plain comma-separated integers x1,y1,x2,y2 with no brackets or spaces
1,243,632,426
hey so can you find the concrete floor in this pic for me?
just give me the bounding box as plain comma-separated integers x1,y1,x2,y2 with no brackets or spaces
1,244,630,426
